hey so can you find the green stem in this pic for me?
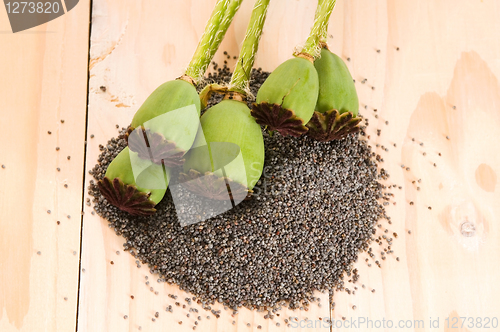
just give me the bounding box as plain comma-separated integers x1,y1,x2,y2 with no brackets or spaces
229,0,271,94
185,0,243,84
301,0,336,59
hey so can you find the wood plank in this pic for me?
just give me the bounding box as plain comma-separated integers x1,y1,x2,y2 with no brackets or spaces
0,1,91,332
79,1,331,331
329,0,500,331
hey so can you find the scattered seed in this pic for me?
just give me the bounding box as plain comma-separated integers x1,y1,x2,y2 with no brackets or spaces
87,66,391,312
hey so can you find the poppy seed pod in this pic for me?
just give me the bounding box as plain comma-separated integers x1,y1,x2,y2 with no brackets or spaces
98,147,169,216
251,57,319,137
127,79,201,165
306,47,362,142
181,99,265,201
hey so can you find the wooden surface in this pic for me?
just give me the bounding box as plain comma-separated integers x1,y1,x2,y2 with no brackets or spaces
1,0,500,331
0,1,91,332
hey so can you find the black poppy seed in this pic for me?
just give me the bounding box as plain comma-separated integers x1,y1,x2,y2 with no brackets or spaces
47,210,51,214
57,221,60,225
61,119,65,123
396,47,400,50
67,156,71,160
37,251,41,255
64,297,68,301
48,131,52,135
88,66,391,313
433,163,437,167
123,315,128,319
90,134,94,139
446,136,450,140
64,184,68,188
100,86,106,92
56,147,60,151
57,168,60,171
408,230,412,234
1,165,4,169
428,206,432,210
347,57,351,61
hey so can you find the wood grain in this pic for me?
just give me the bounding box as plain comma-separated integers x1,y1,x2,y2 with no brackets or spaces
0,1,90,332
2,0,499,331
329,0,500,331
79,1,330,331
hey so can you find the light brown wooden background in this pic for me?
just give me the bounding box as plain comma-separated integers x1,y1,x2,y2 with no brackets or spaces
1,0,499,331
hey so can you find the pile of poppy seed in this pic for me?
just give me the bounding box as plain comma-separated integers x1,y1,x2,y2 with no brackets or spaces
88,64,391,312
